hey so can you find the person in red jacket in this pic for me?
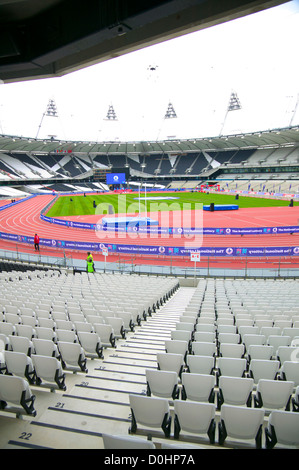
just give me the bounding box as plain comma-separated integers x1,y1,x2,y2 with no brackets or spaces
34,233,40,251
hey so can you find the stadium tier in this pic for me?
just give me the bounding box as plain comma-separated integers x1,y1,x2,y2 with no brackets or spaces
0,272,298,449
0,141,298,196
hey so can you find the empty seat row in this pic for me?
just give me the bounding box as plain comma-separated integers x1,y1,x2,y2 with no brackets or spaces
145,368,298,412
0,341,87,386
157,351,299,387
128,393,299,448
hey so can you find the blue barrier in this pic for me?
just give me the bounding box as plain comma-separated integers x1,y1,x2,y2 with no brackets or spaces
39,214,299,236
0,230,298,257
203,204,239,211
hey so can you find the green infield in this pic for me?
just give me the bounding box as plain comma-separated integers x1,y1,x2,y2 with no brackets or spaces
46,192,298,218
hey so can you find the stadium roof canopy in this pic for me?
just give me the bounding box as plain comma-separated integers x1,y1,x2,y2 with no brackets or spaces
0,126,298,155
0,0,288,83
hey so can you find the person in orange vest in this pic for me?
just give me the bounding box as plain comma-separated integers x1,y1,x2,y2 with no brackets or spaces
34,233,40,251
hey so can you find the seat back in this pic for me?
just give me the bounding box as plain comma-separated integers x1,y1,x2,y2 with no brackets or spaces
9,335,32,355
218,376,254,407
174,400,216,436
219,342,245,358
217,357,247,378
217,325,237,335
58,341,85,369
243,334,266,351
249,359,280,383
0,322,16,336
193,332,215,343
4,350,34,380
277,346,297,364
56,329,78,343
220,404,265,441
191,341,216,356
186,354,214,375
247,345,274,361
32,338,58,357
55,320,74,331
35,327,56,342
129,394,170,428
218,333,240,345
156,352,184,377
165,340,188,357
267,335,291,353
171,330,192,342
145,369,178,399
280,361,299,386
282,328,299,340
181,373,215,402
176,322,194,332
32,354,62,382
195,323,216,333
93,323,115,346
267,410,299,447
74,322,94,333
256,379,294,409
0,374,36,415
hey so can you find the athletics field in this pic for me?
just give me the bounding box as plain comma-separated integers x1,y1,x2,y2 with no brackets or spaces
46,192,298,218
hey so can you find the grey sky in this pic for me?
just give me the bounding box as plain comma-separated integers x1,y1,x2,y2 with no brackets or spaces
0,0,298,142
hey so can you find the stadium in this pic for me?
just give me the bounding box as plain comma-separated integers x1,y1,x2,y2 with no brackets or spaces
0,0,298,452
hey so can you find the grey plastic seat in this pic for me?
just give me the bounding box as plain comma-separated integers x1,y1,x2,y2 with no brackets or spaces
248,359,280,384
4,350,36,384
217,375,254,409
279,361,299,387
217,357,247,383
265,410,299,449
129,394,171,437
218,404,265,448
181,372,215,403
77,331,103,359
146,369,179,400
32,354,66,391
58,341,88,373
32,338,59,358
157,352,184,378
219,342,245,358
93,323,116,348
9,335,33,356
165,340,189,361
0,374,36,416
247,344,274,362
254,378,294,411
191,341,216,357
173,400,216,443
186,354,215,375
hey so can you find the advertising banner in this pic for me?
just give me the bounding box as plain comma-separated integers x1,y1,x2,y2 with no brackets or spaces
1,230,298,257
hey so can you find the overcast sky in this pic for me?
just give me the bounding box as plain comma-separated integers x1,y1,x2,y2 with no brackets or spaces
0,0,298,142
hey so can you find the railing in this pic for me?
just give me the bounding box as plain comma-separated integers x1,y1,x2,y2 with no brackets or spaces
76,254,299,279
0,246,73,270
1,246,299,279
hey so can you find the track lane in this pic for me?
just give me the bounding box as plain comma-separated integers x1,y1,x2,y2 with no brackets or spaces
0,195,299,250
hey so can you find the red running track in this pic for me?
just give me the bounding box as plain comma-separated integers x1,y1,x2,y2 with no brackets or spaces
1,195,299,268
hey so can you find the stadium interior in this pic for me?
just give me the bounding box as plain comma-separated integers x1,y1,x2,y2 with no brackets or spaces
0,0,299,452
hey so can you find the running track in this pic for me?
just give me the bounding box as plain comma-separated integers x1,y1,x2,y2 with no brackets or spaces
1,194,299,268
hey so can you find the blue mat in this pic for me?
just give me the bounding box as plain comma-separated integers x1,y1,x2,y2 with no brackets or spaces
203,204,239,211
102,216,159,227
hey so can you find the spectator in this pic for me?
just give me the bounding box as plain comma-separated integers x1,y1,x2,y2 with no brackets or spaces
34,233,40,251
